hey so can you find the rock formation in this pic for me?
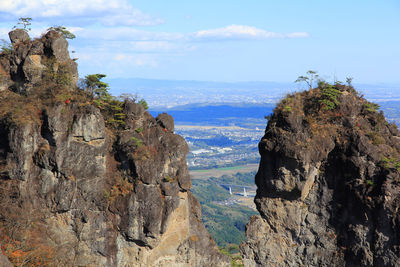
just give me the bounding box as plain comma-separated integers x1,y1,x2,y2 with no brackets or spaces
0,29,78,95
241,83,400,266
0,30,229,266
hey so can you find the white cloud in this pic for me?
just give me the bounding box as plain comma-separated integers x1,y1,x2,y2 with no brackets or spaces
77,27,184,41
0,21,309,77
0,0,163,26
66,25,308,43
192,25,309,40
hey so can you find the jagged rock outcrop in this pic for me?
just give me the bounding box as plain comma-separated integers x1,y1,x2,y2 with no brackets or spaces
0,30,229,266
0,29,78,94
241,84,400,266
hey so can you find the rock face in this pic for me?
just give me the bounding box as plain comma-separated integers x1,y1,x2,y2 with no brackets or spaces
0,31,229,266
0,29,78,94
0,246,12,267
241,85,400,267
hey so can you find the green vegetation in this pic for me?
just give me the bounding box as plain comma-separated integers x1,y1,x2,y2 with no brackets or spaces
284,105,292,112
191,172,257,247
318,81,342,110
47,26,76,39
0,39,12,55
81,74,126,127
346,77,353,86
366,179,375,186
130,136,143,148
191,166,252,173
80,74,149,127
138,99,149,110
164,174,174,182
220,244,244,267
83,74,109,99
364,102,380,113
381,157,400,172
367,131,385,145
295,70,319,89
276,72,367,125
293,71,344,111
42,57,73,87
189,159,259,171
13,17,32,32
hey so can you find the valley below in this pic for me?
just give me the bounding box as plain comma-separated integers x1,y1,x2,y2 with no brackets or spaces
151,99,400,257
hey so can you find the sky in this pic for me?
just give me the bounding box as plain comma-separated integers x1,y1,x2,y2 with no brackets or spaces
0,0,399,84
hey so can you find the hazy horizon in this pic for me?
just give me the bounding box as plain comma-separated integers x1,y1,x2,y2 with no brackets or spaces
102,77,400,108
1,1,399,84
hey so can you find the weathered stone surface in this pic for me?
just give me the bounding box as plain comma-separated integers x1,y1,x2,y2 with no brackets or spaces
0,249,12,267
22,54,46,84
241,86,400,266
123,100,145,129
2,29,78,94
0,27,228,267
71,105,106,142
6,123,40,181
0,56,11,91
8,29,29,44
0,98,228,266
156,112,175,132
43,31,70,62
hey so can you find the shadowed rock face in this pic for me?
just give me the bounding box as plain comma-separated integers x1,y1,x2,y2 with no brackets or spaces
0,31,229,266
241,86,400,267
0,102,229,266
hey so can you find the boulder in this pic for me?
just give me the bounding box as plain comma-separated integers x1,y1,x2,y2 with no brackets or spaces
156,113,174,132
8,29,29,44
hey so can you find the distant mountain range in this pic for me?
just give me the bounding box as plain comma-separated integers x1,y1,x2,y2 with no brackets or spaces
106,77,400,108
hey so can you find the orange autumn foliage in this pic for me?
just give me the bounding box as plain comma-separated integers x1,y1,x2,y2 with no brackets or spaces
0,221,56,266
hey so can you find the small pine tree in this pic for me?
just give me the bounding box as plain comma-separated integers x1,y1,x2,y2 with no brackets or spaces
295,70,319,90
138,99,149,110
13,17,32,32
47,26,76,39
84,74,110,100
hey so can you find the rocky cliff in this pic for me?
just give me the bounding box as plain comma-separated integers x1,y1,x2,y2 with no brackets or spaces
0,30,229,266
241,83,400,266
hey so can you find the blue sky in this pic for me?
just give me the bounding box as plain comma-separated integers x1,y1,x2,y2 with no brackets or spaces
0,0,399,83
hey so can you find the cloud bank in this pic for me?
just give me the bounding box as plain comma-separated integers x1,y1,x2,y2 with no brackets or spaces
70,25,309,42
193,25,309,40
0,0,164,26
0,1,310,77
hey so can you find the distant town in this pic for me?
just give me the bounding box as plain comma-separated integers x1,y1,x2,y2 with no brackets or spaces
176,125,263,169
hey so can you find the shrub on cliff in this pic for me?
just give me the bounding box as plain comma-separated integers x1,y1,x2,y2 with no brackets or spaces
274,74,400,178
80,74,126,127
294,70,319,89
318,80,342,110
46,26,76,39
13,17,32,32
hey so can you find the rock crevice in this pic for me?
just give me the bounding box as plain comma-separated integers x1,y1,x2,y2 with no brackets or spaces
241,84,400,267
0,30,229,266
